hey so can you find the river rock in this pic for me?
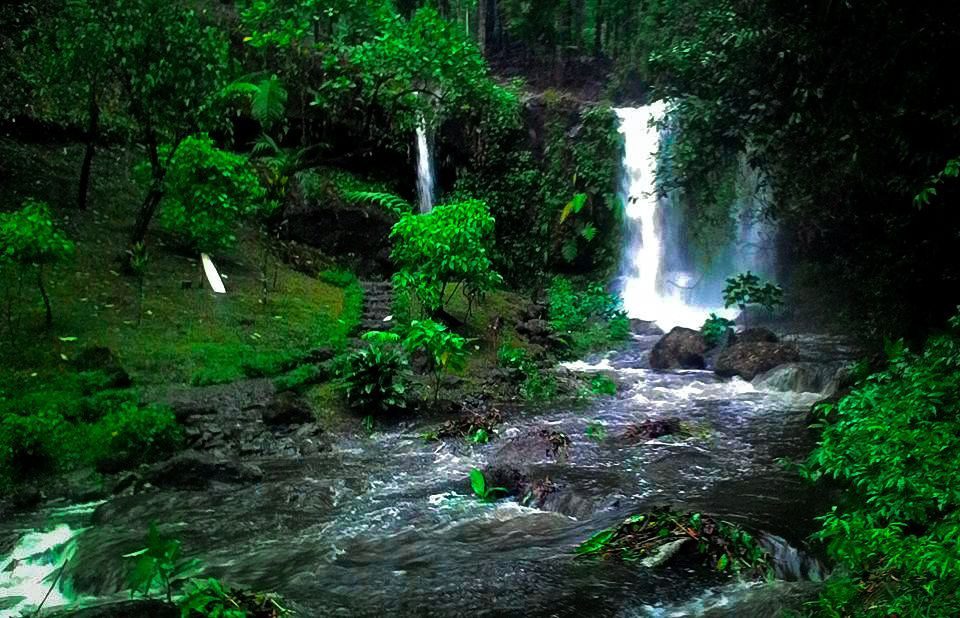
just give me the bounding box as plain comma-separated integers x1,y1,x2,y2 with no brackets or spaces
715,342,801,380
262,392,314,425
492,428,571,465
752,361,849,396
622,417,681,442
47,600,177,618
735,327,779,344
649,327,707,370
629,319,664,337
144,453,264,489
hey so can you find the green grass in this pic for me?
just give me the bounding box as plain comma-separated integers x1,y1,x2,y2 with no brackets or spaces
0,139,363,388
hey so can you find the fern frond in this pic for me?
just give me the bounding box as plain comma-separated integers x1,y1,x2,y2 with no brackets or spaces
342,190,413,217
252,76,287,128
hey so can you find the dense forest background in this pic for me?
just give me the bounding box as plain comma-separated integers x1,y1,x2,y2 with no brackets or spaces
3,0,959,343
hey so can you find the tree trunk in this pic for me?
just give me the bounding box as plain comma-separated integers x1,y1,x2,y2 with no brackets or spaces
594,0,604,57
477,0,487,55
37,265,52,327
77,87,100,210
129,131,168,248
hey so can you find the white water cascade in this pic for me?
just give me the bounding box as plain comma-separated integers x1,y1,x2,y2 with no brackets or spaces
415,116,435,213
614,103,777,330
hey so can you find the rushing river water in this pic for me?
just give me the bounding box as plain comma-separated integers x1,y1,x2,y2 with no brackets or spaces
0,333,851,617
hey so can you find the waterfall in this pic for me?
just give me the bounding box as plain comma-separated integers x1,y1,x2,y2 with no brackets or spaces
614,104,777,330
415,116,435,213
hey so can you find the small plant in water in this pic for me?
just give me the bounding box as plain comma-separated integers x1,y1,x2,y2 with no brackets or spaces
585,421,606,442
125,523,201,603
467,427,490,444
589,374,616,396
469,468,508,502
361,415,375,435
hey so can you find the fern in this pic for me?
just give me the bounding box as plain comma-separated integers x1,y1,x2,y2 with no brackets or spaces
252,76,287,128
342,190,413,217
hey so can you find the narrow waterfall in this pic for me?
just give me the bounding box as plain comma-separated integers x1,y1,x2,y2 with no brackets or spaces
614,104,777,330
415,117,435,213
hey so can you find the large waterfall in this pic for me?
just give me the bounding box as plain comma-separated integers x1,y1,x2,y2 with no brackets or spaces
614,103,778,330
415,117,435,213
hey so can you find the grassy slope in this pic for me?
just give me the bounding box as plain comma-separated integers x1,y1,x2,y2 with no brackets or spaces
0,138,361,390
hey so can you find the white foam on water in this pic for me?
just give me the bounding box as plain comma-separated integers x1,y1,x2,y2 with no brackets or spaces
0,524,83,617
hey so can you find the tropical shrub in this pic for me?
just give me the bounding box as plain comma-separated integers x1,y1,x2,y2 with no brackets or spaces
802,311,960,616
496,343,529,371
155,134,270,253
391,199,503,315
126,523,203,603
722,271,783,316
93,403,182,470
547,277,630,353
589,374,617,396
0,409,65,483
700,313,735,347
0,199,75,326
402,319,469,402
339,331,410,414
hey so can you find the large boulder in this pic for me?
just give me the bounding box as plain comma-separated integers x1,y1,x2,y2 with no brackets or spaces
262,392,314,426
630,319,664,337
143,453,263,490
649,327,708,370
734,327,779,344
716,342,801,380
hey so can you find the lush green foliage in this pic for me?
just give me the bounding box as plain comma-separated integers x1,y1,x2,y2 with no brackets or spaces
272,364,323,393
700,313,735,348
722,271,783,314
154,135,269,252
547,277,630,353
0,374,181,488
391,200,503,314
338,331,410,414
542,103,623,274
589,374,617,396
469,468,507,502
802,313,960,616
402,319,469,402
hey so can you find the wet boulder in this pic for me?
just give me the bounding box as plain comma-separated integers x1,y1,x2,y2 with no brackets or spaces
629,319,664,337
734,327,779,344
753,361,850,396
143,453,264,490
492,428,571,465
262,392,314,426
621,417,682,442
716,342,801,381
649,327,707,370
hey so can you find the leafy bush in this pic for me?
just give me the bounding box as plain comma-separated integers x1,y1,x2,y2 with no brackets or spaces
316,268,359,289
0,199,75,325
391,199,503,314
520,369,558,401
0,409,65,483
722,271,783,317
547,277,629,353
155,134,270,252
126,523,202,603
802,312,960,616
93,403,182,470
497,343,529,370
402,319,469,402
339,331,410,414
700,313,735,347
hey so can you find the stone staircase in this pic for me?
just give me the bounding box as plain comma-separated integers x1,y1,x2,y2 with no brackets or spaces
357,279,394,334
